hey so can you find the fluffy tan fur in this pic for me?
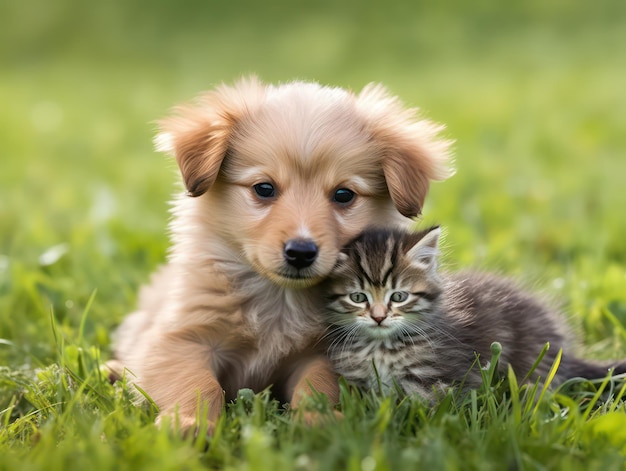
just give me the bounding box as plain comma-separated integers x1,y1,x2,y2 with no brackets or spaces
109,77,453,433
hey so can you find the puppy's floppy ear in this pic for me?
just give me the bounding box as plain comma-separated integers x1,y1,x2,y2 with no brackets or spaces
356,84,454,218
155,77,266,196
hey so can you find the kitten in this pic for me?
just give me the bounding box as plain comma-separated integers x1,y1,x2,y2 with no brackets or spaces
323,226,626,399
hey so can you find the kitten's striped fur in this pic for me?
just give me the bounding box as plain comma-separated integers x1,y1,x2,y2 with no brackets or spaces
323,227,626,400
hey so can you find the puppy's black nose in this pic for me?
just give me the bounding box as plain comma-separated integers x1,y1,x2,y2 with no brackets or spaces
284,239,318,269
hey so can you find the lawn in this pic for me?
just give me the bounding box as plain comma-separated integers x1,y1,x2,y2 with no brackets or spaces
2,0,626,469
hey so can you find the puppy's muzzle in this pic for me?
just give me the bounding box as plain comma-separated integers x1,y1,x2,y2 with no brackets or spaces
284,239,318,269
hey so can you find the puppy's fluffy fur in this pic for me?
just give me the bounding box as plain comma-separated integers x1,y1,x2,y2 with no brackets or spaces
109,77,453,431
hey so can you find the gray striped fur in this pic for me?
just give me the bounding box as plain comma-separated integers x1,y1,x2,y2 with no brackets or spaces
323,227,626,400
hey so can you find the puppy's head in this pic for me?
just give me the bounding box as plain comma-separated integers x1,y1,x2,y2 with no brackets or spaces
157,77,453,288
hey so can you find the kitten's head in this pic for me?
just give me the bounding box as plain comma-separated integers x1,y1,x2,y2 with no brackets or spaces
324,226,442,340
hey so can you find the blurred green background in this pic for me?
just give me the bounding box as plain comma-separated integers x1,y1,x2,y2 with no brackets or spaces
1,0,626,366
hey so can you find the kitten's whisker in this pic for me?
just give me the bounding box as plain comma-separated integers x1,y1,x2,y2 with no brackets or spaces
399,326,419,348
328,323,362,357
415,318,462,346
343,324,362,350
319,322,345,342
402,323,435,350
327,326,352,349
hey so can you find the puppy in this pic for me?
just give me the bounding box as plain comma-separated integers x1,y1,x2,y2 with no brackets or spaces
108,77,453,433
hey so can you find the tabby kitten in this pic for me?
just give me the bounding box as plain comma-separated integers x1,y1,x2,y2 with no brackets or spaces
323,226,626,399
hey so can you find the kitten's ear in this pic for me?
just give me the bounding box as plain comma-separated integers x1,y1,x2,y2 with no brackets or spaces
331,251,351,275
407,227,440,271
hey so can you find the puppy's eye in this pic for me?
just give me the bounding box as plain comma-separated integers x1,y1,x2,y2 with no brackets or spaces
349,292,367,303
333,188,355,205
390,291,409,303
253,183,276,199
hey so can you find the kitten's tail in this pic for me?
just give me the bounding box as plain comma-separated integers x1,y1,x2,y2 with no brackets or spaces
561,356,626,380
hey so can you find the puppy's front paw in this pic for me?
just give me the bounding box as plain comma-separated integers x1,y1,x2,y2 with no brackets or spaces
155,412,217,437
296,409,344,427
104,360,124,383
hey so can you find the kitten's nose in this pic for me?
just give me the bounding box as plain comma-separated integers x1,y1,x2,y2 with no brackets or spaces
371,305,387,325
371,315,386,325
284,239,318,269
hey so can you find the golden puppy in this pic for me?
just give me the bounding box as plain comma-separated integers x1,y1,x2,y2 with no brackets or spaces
109,77,453,432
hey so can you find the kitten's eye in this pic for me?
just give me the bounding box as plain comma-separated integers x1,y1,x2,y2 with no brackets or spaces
349,292,367,303
332,188,355,205
253,183,276,199
390,291,409,303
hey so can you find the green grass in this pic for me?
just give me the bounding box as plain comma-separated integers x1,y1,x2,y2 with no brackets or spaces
2,0,626,469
